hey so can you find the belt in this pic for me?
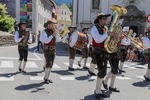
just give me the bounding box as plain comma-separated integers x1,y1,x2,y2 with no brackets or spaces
18,43,28,46
44,45,55,50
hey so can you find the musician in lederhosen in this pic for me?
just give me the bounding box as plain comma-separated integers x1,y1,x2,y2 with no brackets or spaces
143,29,150,81
78,27,89,69
40,20,60,84
14,21,32,73
91,13,115,98
118,35,131,74
62,25,77,71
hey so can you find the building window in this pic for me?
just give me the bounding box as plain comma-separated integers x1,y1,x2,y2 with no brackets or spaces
61,11,63,15
92,0,100,9
65,11,66,15
64,17,66,20
61,17,63,20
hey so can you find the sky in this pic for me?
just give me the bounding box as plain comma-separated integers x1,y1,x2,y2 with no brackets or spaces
55,0,72,5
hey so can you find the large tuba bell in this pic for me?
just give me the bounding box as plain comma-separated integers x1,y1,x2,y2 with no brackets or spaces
104,5,127,53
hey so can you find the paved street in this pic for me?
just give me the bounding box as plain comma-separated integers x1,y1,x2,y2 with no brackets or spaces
0,43,150,100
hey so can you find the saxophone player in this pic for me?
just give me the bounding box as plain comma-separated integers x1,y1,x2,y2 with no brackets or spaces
90,13,117,99
40,20,60,84
143,29,150,81
14,21,32,73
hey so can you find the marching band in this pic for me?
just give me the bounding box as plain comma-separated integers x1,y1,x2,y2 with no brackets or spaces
13,8,150,99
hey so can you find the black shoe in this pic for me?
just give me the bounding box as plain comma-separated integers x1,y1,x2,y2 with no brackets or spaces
83,66,89,70
78,61,81,67
144,76,150,81
119,69,126,73
19,68,22,72
44,78,49,84
48,79,53,83
109,87,120,92
88,69,96,76
68,67,75,71
94,91,107,98
21,70,26,73
102,81,108,90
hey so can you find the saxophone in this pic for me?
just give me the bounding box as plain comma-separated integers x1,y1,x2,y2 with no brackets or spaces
104,5,127,53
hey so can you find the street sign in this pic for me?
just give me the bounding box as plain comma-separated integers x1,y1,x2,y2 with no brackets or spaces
146,14,150,23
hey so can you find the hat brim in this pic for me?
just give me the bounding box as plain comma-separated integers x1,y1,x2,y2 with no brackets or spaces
18,22,26,27
94,14,111,24
146,30,150,33
68,27,76,29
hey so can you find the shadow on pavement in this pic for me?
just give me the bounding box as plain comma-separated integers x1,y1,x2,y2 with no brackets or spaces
15,82,45,91
23,70,44,76
132,81,150,87
0,71,20,77
51,70,74,75
75,75,88,81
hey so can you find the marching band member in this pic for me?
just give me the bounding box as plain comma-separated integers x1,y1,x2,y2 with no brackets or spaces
118,34,131,74
62,25,77,71
143,29,150,81
78,27,89,69
90,13,115,99
14,21,32,73
40,20,60,84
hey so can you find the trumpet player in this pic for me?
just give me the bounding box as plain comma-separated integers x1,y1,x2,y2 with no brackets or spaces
118,33,131,74
78,27,89,69
62,25,77,71
40,20,60,84
14,21,32,73
143,29,150,81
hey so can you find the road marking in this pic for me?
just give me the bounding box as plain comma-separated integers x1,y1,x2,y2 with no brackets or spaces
0,61,14,68
59,76,75,80
33,49,42,60
53,63,61,68
26,61,38,68
0,57,41,61
0,77,14,81
30,76,44,81
116,76,131,80
136,76,144,79
64,62,78,69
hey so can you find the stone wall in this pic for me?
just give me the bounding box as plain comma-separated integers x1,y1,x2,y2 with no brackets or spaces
0,31,17,46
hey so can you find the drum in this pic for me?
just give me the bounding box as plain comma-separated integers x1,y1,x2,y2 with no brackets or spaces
69,31,86,49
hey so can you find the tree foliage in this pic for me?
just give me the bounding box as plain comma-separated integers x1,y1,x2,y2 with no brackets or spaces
0,3,15,32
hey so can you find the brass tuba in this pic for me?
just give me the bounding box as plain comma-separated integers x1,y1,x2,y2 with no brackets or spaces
104,5,127,53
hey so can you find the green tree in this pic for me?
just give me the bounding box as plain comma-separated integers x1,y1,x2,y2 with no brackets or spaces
0,3,15,32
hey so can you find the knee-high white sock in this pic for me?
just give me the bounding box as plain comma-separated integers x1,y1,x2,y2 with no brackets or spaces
45,68,51,79
145,68,150,78
104,71,112,84
47,68,51,80
95,77,103,94
83,58,87,67
110,74,116,88
119,61,124,70
22,61,27,70
89,63,96,73
18,60,22,69
148,69,150,79
69,59,74,68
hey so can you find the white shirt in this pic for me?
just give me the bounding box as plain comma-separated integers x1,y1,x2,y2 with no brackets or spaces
14,31,32,43
90,26,108,43
40,30,60,44
143,37,150,49
120,37,131,46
